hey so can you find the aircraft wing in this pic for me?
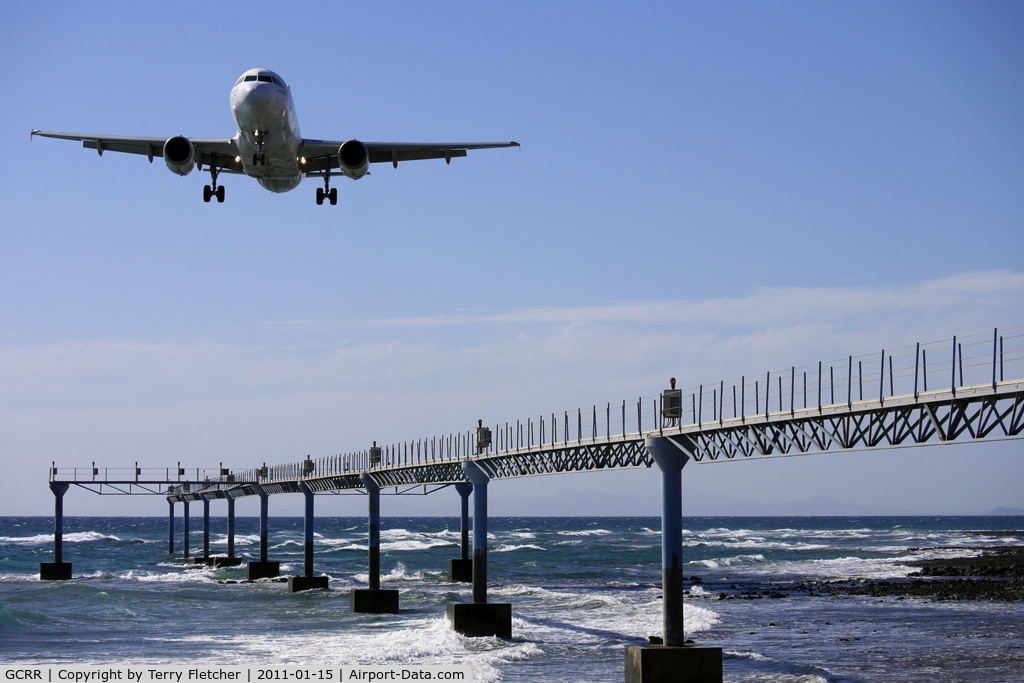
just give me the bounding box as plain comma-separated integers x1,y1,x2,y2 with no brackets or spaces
30,131,244,173
299,139,519,174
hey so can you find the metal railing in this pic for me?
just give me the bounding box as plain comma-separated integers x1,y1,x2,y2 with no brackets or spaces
236,326,1022,484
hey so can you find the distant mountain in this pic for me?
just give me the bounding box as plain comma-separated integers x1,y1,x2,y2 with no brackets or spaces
989,506,1024,516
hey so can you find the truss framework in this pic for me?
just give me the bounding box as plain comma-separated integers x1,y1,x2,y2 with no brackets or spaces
52,382,1023,501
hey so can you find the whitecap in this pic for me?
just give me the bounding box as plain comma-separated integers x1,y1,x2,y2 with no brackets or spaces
491,544,546,553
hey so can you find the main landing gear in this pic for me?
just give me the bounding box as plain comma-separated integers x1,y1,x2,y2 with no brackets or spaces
203,164,225,203
316,174,337,205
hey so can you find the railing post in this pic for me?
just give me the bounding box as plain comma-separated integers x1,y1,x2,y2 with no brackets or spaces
993,328,999,391
847,356,852,409
951,336,957,397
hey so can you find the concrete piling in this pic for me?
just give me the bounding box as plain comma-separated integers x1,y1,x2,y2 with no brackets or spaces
246,484,279,580
183,500,190,559
40,482,72,581
447,482,473,582
350,472,399,612
447,461,511,638
168,500,174,554
624,436,722,683
287,481,328,591
227,496,236,559
201,498,211,561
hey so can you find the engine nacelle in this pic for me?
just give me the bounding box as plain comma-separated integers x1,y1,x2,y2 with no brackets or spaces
338,139,369,180
163,136,195,176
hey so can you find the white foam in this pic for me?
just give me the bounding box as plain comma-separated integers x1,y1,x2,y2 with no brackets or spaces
382,539,454,552
0,531,119,544
353,562,423,584
122,569,217,584
491,543,546,553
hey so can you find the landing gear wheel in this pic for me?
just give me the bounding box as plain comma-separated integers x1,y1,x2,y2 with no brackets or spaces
316,187,324,205
205,162,225,203
329,188,337,205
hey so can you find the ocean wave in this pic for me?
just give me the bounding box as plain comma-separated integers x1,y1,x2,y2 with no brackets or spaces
353,562,423,584
0,531,120,545
556,529,613,537
0,604,59,629
746,555,913,580
382,539,454,552
491,544,546,553
687,553,768,570
122,569,217,584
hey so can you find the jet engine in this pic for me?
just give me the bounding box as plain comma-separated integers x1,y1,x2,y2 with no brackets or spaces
163,136,195,176
338,139,369,179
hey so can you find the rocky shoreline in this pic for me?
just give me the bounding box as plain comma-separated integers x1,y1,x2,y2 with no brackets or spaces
830,545,1024,601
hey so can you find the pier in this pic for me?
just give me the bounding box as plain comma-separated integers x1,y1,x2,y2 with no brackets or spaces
41,329,1024,682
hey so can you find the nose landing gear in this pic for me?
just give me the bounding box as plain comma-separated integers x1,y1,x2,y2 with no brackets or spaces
252,129,267,166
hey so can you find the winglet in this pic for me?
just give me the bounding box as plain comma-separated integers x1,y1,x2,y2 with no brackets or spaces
30,129,39,140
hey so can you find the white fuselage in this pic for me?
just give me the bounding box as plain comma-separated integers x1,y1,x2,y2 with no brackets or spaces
230,69,303,192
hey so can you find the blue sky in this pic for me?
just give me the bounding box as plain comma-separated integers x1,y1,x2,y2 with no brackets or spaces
1,1,1022,517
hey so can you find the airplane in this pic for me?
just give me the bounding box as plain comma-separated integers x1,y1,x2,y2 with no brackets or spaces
31,68,518,205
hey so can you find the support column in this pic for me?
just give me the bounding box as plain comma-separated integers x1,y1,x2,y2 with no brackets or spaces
168,500,175,555
447,462,511,638
40,482,72,580
207,495,242,568
624,436,722,683
227,496,236,559
448,483,473,582
183,500,191,559
351,473,399,613
246,484,279,580
288,481,328,591
192,496,213,565
201,498,211,560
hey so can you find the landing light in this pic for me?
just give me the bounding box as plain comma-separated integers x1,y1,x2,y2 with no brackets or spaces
234,156,241,163
300,156,307,164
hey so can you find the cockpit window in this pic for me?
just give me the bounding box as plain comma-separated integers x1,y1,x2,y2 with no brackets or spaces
237,72,285,86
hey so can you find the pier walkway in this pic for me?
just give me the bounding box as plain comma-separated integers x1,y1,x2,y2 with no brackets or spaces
43,328,1024,683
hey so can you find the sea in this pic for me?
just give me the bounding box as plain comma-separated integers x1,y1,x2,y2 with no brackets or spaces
1,515,1022,682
